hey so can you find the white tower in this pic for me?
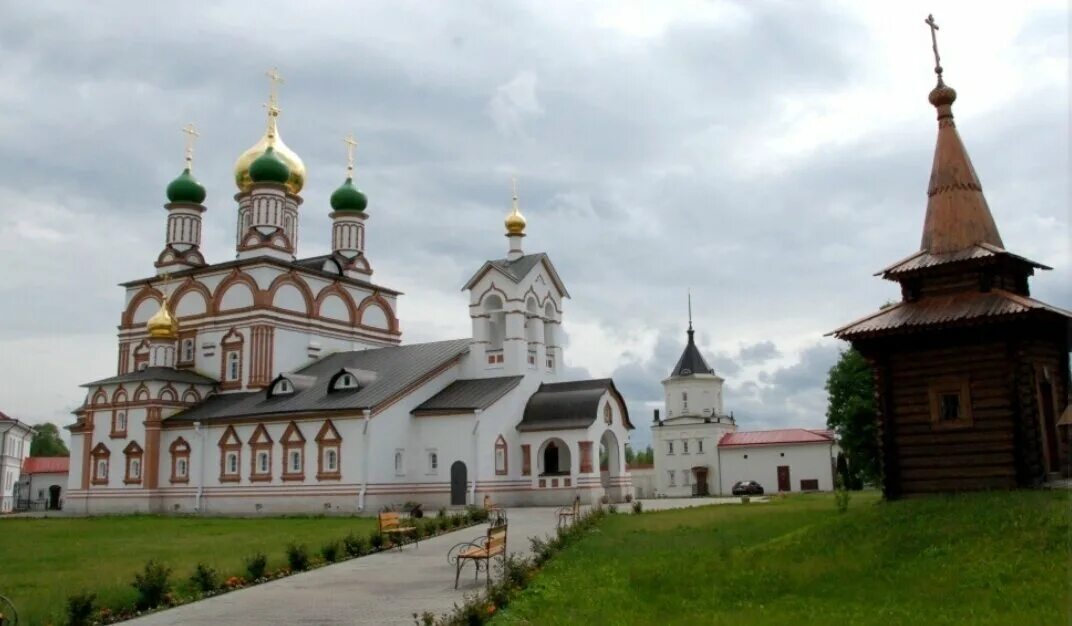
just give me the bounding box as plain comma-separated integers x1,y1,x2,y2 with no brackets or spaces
328,133,373,278
156,124,207,274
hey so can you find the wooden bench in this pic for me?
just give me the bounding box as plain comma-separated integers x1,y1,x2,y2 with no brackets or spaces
378,511,418,549
451,524,507,588
556,496,580,528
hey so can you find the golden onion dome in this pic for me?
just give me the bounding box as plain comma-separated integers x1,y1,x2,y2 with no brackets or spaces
505,208,526,235
234,113,306,194
146,297,179,340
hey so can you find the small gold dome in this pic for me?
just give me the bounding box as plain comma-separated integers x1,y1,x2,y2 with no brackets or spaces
505,208,526,235
234,114,306,194
146,298,179,340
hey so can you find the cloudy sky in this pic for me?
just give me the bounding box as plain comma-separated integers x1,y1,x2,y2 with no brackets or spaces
1,1,1067,448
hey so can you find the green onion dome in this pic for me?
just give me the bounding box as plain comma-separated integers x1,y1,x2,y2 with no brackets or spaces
249,146,290,185
330,177,368,212
165,168,207,204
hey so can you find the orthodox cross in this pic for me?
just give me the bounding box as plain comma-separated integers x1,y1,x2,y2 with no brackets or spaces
263,67,284,128
924,14,943,78
181,123,199,170
687,289,693,331
511,175,519,204
344,133,358,177
159,271,172,301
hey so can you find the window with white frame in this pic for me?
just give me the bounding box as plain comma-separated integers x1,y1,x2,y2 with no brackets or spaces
667,441,674,455
181,338,195,363
427,450,438,474
333,373,358,391
697,439,704,454
289,449,302,473
226,451,238,475
667,470,675,486
130,458,141,480
325,448,338,472
177,458,188,478
117,411,127,432
394,449,405,475
683,440,689,454
257,450,270,474
495,447,506,474
96,459,109,480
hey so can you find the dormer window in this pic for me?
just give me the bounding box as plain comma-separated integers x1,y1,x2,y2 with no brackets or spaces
334,374,357,390
329,369,369,393
273,379,294,395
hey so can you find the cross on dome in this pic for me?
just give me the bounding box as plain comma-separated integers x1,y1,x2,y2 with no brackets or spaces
344,133,358,176
181,123,199,170
924,14,943,80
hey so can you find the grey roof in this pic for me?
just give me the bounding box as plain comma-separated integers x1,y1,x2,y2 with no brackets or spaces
462,253,569,297
669,328,715,378
82,367,217,388
412,376,523,414
517,378,633,432
166,339,470,423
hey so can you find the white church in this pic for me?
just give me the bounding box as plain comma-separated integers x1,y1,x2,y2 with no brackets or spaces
648,321,839,497
65,80,633,515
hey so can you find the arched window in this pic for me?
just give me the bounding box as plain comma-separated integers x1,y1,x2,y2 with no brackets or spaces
113,411,127,436
603,404,612,425
326,449,338,472
227,452,238,474
394,450,405,476
177,458,188,478
483,294,505,355
494,435,508,475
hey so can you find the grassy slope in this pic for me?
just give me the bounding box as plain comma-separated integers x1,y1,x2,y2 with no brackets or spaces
496,491,1070,626
0,515,376,626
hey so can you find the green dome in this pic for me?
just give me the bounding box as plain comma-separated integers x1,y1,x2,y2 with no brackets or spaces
330,177,368,212
249,146,290,186
165,168,206,204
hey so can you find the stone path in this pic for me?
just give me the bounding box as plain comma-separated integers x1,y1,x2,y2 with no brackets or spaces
126,508,562,625
126,498,747,625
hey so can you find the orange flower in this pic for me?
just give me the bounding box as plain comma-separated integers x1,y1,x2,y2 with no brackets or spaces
487,604,497,615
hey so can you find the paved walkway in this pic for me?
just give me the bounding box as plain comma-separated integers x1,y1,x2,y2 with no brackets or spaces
127,498,747,624
127,508,562,625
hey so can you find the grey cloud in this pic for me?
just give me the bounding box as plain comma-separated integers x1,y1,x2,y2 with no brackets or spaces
737,340,781,364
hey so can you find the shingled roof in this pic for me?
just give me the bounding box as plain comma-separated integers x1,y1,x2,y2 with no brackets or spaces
412,376,523,415
82,367,217,388
517,379,633,432
167,339,470,423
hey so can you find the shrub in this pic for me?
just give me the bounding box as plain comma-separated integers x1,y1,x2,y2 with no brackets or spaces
343,531,368,557
66,591,96,626
419,520,436,538
321,541,340,563
632,500,643,514
437,516,451,532
132,559,172,610
600,494,610,504
608,504,618,514
190,562,219,593
370,530,385,550
436,506,447,518
625,493,634,503
244,552,268,580
835,487,851,514
286,543,310,571
451,514,464,528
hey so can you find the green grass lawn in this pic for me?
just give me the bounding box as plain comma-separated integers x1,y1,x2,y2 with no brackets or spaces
0,515,377,626
495,490,1070,626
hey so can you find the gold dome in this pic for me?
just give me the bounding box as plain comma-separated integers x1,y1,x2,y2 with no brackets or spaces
146,297,179,340
505,178,526,235
234,113,306,194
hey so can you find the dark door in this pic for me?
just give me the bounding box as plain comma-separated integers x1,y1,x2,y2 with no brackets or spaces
49,485,61,510
693,468,709,496
1038,379,1060,473
450,461,467,506
777,465,791,492
544,443,559,474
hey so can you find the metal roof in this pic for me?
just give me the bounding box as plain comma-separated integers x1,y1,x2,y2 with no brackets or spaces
880,243,1050,277
669,328,715,378
462,253,570,298
22,457,70,474
718,429,834,447
517,378,633,432
412,376,523,414
82,367,217,388
166,339,470,423
830,289,1072,339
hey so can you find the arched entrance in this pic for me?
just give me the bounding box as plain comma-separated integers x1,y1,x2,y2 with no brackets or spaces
538,438,571,476
450,461,467,506
599,430,624,501
49,485,62,510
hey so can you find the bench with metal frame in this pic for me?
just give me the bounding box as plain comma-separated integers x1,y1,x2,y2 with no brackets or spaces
482,494,507,526
556,496,580,528
447,523,507,589
0,592,19,626
378,511,419,549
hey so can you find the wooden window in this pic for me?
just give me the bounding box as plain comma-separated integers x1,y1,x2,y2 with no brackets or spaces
928,376,973,430
91,443,110,485
249,424,273,482
218,425,242,483
123,441,144,485
494,435,508,475
280,422,306,482
315,420,342,481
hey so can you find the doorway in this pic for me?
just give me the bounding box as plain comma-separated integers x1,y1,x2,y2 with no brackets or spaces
1037,373,1060,474
49,485,61,510
544,442,560,474
692,467,709,497
777,465,791,492
450,461,467,506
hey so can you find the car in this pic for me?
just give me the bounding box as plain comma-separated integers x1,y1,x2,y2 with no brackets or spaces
731,480,764,496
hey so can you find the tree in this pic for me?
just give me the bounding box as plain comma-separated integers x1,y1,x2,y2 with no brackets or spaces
825,348,878,489
30,422,69,457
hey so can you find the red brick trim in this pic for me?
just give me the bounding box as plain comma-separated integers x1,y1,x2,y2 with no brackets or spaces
315,420,342,481
280,421,306,482
90,442,111,485
169,437,191,484
249,423,274,482
123,440,144,485
218,425,242,483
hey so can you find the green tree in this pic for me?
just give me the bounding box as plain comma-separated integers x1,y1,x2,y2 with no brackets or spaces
30,422,69,457
825,348,878,488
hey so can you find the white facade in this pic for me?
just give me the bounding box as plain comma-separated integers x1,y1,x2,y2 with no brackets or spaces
652,416,736,497
718,440,838,494
0,417,35,512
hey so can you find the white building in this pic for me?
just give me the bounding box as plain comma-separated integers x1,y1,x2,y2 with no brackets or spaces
0,412,35,512
651,323,838,497
16,457,70,511
66,82,633,515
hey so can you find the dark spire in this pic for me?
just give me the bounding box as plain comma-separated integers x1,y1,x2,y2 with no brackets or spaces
670,317,715,378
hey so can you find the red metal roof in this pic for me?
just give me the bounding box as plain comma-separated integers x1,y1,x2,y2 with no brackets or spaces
22,457,70,474
718,429,834,447
879,243,1049,278
0,411,12,421
830,289,1072,339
